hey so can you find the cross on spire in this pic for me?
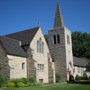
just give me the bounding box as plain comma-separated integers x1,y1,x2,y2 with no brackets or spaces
53,2,64,28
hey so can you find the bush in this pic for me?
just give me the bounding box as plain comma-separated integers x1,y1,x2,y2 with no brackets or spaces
27,83,35,86
80,76,84,80
56,73,61,83
10,78,22,86
17,82,25,87
21,77,28,84
28,77,36,83
0,75,6,87
75,74,81,80
36,82,43,86
83,72,88,80
1,84,7,87
26,82,43,86
7,82,15,87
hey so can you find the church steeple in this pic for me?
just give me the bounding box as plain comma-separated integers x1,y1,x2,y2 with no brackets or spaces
53,2,64,28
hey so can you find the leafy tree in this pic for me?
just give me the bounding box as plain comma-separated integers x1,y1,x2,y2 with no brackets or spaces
44,34,48,44
72,31,90,59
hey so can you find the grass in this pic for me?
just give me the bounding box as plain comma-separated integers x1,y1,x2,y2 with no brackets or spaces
2,83,90,90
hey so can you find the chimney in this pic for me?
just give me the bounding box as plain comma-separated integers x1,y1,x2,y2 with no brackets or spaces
19,41,22,46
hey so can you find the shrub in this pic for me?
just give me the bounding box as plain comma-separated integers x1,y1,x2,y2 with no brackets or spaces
26,82,43,86
80,76,84,80
75,74,81,80
56,73,61,83
36,82,43,86
0,75,6,87
1,84,7,87
21,77,28,84
10,78,22,86
7,82,15,87
83,72,88,80
17,82,25,87
26,83,35,86
28,77,36,83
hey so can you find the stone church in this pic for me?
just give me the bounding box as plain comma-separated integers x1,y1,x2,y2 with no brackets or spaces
0,2,89,83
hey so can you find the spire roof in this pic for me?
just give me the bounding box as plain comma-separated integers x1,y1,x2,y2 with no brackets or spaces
53,2,64,28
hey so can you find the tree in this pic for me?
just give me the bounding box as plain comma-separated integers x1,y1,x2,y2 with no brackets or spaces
86,63,90,71
44,34,48,44
72,31,90,59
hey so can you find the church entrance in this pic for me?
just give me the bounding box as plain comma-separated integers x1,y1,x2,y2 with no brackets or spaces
68,61,72,78
68,71,71,77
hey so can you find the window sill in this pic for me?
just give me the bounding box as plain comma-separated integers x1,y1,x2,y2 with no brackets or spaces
38,70,44,72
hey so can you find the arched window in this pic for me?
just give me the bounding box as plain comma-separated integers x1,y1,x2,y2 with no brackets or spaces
39,38,42,52
67,35,70,44
42,42,44,53
37,40,39,52
57,35,60,44
53,35,56,44
37,38,44,53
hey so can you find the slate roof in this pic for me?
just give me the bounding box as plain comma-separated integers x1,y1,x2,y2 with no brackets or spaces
5,27,39,46
73,56,88,67
0,36,27,57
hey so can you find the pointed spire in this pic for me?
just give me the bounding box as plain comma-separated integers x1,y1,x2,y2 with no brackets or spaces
53,2,64,28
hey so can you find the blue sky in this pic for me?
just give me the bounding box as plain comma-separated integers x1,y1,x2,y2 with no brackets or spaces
0,0,90,35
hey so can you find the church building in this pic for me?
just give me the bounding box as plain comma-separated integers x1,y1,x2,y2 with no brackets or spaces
0,2,89,83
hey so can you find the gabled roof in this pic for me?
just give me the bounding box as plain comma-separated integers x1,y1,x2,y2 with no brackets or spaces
0,36,27,57
5,27,39,46
73,56,88,67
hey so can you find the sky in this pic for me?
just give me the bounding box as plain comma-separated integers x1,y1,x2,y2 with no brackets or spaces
0,0,90,35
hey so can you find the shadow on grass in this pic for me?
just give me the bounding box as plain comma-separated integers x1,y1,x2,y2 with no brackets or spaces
68,80,90,85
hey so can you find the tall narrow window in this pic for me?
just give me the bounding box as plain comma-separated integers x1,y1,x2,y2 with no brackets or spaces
37,38,44,53
67,35,70,44
22,63,25,69
42,42,44,53
37,40,39,52
57,35,60,44
53,35,56,44
39,38,42,52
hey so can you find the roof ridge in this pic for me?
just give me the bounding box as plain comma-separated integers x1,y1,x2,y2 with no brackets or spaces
5,26,39,36
5,26,39,46
1,35,20,42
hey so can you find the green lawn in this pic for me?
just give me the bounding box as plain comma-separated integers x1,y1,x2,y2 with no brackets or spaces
2,83,90,90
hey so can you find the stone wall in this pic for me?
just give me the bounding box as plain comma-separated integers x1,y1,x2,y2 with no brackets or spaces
48,53,55,83
0,42,10,81
7,55,27,79
26,47,36,78
48,27,67,81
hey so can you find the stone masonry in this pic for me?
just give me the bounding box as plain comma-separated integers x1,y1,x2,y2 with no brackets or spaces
26,46,36,78
0,42,10,81
48,27,67,81
48,53,54,83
